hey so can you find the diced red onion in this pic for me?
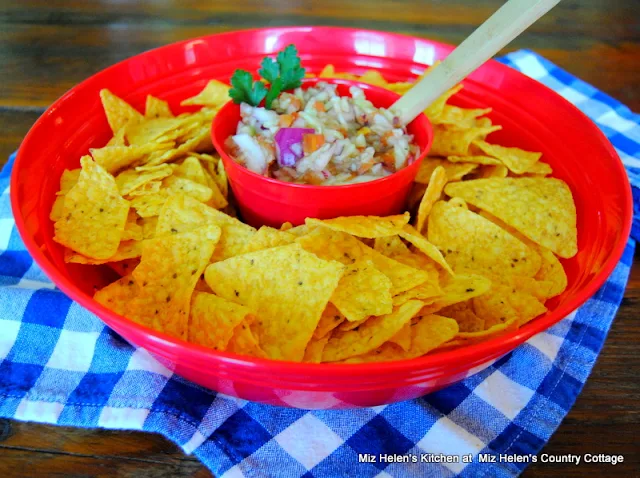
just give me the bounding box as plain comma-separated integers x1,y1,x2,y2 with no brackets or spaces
274,128,315,167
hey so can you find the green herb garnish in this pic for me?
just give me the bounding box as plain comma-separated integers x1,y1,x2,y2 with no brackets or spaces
229,44,306,109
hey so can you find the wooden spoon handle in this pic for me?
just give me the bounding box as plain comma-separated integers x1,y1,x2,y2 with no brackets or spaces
391,0,562,125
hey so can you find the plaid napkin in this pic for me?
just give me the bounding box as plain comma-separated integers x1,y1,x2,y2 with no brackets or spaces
0,50,637,478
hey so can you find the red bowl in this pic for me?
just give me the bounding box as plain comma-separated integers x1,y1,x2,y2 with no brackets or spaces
211,78,432,228
11,27,632,409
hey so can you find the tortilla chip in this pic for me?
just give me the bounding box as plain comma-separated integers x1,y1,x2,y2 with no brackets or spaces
473,284,546,329
448,155,501,166
94,274,139,317
243,226,296,254
132,225,220,338
53,157,129,259
296,227,430,295
439,302,485,333
472,140,542,175
188,291,254,351
174,156,208,186
145,95,173,119
91,143,172,174
314,303,346,339
156,194,256,261
535,246,567,297
421,273,492,315
138,216,158,239
227,322,268,358
523,161,553,176
106,257,139,277
321,300,423,362
434,106,492,129
374,235,411,257
358,70,388,87
415,158,478,184
388,322,412,351
425,85,463,121
303,334,331,363
181,80,230,107
429,125,501,157
331,259,393,322
100,89,143,134
64,240,143,265
343,315,459,363
116,164,173,196
416,165,447,233
204,243,344,361
306,213,410,238
428,200,541,278
399,225,453,275
476,164,509,178
445,178,578,258
130,192,168,218
121,210,143,241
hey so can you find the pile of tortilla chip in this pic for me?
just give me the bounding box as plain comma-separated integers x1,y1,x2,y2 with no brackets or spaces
50,64,578,364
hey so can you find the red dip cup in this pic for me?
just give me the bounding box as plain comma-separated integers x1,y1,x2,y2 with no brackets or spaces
211,78,433,228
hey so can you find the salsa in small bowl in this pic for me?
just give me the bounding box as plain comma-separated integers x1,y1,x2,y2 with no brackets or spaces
212,78,432,228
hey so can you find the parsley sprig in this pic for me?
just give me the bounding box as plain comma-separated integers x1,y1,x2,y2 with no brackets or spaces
229,45,306,109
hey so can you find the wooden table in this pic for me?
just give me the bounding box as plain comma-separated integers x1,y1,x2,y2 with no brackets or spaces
0,1,638,476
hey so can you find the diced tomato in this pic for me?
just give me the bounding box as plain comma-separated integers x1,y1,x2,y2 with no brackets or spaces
302,171,324,185
358,159,376,174
302,134,325,154
314,101,326,112
381,131,394,146
380,152,396,170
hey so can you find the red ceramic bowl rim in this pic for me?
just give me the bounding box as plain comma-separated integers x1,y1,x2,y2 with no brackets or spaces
11,26,633,377
212,77,431,193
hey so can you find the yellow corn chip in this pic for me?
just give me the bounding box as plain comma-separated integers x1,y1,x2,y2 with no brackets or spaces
116,164,173,196
129,224,221,339
175,156,209,186
314,303,346,339
430,125,501,157
296,227,430,295
373,235,411,257
91,143,172,174
228,322,268,359
433,106,492,129
523,161,553,176
108,258,140,277
303,334,331,363
535,246,567,297
138,216,158,239
121,211,143,241
145,95,173,119
64,240,143,265
54,157,129,259
94,274,139,317
343,315,459,363
448,155,501,166
106,127,127,147
477,164,509,178
472,140,542,175
331,259,393,322
416,165,447,233
399,224,453,275
337,316,369,332
473,284,547,329
425,85,463,121
181,80,230,107
358,70,387,87
445,178,578,258
388,322,412,351
306,213,410,238
439,302,485,333
162,175,213,204
421,274,492,315
188,292,254,351
204,243,344,361
100,89,143,134
130,192,168,218
156,194,255,261
243,226,296,254
322,300,423,362
428,200,541,277
415,158,478,184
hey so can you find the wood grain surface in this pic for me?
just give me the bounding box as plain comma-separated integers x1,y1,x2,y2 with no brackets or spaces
0,0,638,476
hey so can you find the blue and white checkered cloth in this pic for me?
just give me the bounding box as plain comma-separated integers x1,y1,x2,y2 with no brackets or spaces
0,50,637,477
